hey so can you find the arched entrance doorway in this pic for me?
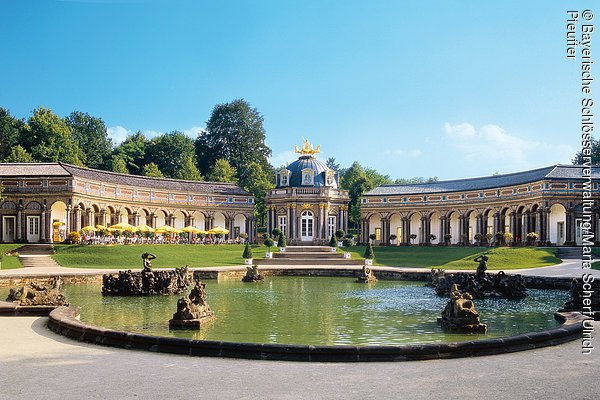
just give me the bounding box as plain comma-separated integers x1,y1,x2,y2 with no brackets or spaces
300,210,314,241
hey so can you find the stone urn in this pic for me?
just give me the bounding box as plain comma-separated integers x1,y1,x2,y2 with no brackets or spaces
343,252,351,259
244,258,253,265
279,247,286,252
265,252,273,259
330,247,337,252
364,258,373,266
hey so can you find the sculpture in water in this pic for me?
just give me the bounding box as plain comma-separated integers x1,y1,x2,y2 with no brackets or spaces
169,280,215,328
357,265,377,283
6,277,69,307
438,284,487,332
428,256,527,299
102,254,191,295
242,264,264,282
561,278,600,320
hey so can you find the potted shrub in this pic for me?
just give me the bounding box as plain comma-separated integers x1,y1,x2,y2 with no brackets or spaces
240,232,249,244
363,242,375,266
474,233,482,246
67,231,81,244
409,233,417,245
428,234,436,244
495,232,504,246
485,233,494,246
271,228,282,238
503,232,513,246
526,232,538,245
459,234,469,245
242,242,253,265
342,238,353,259
329,235,337,252
444,233,452,245
389,234,397,245
264,237,275,258
369,233,377,243
278,234,287,252
335,229,345,246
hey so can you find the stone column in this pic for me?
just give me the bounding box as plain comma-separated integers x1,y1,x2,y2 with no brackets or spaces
543,208,551,243
40,205,47,242
65,204,72,235
290,205,296,241
45,209,52,243
458,215,464,244
400,217,408,245
420,217,427,244
565,209,575,245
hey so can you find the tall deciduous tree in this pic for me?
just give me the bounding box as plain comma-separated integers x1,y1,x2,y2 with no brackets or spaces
142,162,165,178
113,131,148,174
145,131,196,178
196,99,272,184
176,155,203,181
111,154,129,174
242,161,275,226
573,139,600,165
326,157,340,171
208,158,238,183
65,111,112,169
5,145,35,163
24,107,83,165
0,108,27,161
340,162,373,228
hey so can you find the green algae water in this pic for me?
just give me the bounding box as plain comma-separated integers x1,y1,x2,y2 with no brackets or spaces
16,277,570,345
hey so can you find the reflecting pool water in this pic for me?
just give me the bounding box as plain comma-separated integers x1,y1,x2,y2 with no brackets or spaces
6,277,570,346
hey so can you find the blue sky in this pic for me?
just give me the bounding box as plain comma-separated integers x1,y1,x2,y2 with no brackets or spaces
0,0,593,180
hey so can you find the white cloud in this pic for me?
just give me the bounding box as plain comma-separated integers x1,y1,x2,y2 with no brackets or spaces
442,122,574,171
384,148,422,158
269,150,297,168
106,126,132,144
107,125,206,144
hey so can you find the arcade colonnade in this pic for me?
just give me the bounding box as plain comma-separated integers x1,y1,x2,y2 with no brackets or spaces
0,163,255,243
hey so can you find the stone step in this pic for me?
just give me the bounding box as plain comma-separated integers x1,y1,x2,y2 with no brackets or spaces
274,252,345,259
16,244,56,255
283,246,334,253
18,255,62,268
256,258,363,266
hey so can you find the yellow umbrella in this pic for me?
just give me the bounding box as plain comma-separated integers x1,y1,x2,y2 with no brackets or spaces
207,226,229,235
155,224,181,234
197,230,209,235
53,221,65,227
181,226,201,234
95,224,106,230
135,224,155,232
108,222,136,231
81,225,97,232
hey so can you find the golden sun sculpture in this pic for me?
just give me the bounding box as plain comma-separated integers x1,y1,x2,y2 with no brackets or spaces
294,139,321,156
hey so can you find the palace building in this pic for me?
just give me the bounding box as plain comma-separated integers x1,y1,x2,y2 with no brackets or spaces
0,163,255,243
360,165,600,246
265,140,350,245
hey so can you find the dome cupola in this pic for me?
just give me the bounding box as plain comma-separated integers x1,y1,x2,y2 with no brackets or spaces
276,140,338,189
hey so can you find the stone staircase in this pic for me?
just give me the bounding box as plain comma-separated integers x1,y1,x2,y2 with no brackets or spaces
17,244,62,268
556,247,585,260
256,245,363,266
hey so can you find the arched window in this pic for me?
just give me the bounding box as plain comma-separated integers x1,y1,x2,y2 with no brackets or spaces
300,210,314,240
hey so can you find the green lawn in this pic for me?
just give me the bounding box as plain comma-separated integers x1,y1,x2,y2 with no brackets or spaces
53,244,275,269
52,243,560,270
347,246,560,270
0,244,23,270
592,261,600,270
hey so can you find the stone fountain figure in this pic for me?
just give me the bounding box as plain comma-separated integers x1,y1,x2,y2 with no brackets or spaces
169,280,215,328
438,284,487,332
357,265,377,283
6,277,69,307
242,264,264,282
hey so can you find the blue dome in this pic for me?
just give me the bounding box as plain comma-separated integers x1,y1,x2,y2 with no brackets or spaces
277,155,337,188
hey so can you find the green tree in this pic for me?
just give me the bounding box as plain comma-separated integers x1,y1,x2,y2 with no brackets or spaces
573,139,600,165
176,155,204,181
208,158,238,183
142,162,165,178
340,162,373,228
113,131,148,174
0,108,27,161
326,157,340,171
197,99,272,184
25,107,84,164
111,154,129,174
145,131,196,178
242,242,253,259
65,111,112,169
5,145,35,163
242,161,275,227
365,168,392,187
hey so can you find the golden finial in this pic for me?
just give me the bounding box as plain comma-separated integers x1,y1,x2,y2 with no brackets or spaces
294,139,321,156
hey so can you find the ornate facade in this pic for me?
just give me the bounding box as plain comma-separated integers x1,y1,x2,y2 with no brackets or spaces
0,163,255,243
360,165,600,246
265,141,350,245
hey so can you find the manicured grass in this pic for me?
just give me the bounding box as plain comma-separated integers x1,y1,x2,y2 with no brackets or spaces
347,246,560,270
0,244,23,270
53,244,274,269
592,261,600,270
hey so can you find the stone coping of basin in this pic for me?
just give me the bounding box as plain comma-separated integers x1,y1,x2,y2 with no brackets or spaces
0,300,57,316
46,305,588,362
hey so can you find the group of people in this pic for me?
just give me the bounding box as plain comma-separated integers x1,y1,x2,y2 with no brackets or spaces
80,233,246,245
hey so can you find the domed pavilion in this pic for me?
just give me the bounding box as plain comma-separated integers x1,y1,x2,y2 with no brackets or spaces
265,140,350,245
